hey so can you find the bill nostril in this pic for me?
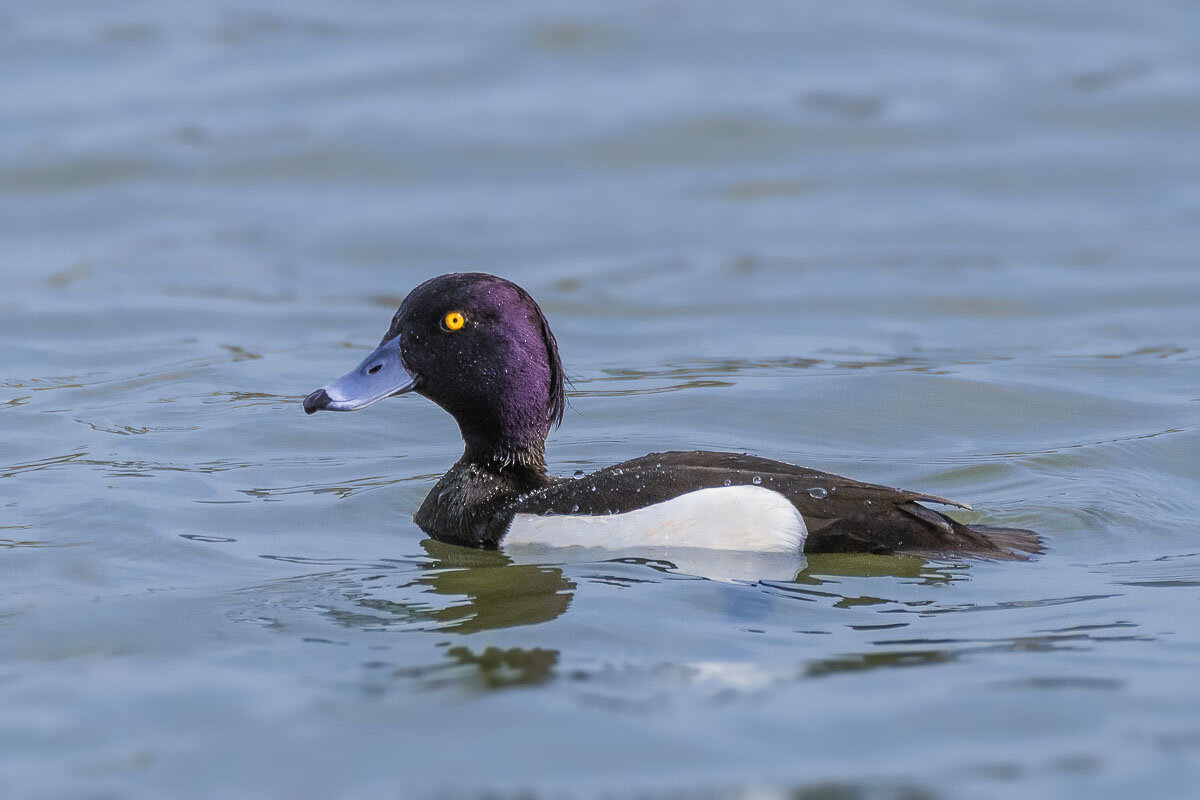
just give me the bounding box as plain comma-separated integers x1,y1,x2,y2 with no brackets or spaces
367,364,382,375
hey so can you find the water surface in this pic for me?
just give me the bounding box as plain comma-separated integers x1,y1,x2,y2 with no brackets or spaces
3,1,1200,797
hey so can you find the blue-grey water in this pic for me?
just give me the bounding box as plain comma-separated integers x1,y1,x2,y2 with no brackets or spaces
3,2,1200,798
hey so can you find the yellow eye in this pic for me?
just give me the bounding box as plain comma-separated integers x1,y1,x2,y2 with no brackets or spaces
442,311,466,331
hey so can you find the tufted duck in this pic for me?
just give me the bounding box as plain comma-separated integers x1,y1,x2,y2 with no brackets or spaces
304,273,1039,559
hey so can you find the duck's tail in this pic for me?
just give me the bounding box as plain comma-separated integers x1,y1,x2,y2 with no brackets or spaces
967,524,1043,559
898,500,1042,560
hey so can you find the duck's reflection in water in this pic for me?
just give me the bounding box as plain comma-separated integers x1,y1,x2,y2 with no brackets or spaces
503,543,808,584
438,645,559,688
377,543,969,630
348,541,983,689
349,541,571,690
407,540,812,635
407,540,577,633
351,540,811,689
797,552,970,585
346,542,963,639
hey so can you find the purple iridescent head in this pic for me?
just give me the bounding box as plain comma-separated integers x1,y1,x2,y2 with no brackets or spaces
304,273,565,469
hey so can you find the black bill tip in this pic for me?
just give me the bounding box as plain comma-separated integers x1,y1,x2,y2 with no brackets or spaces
303,389,331,415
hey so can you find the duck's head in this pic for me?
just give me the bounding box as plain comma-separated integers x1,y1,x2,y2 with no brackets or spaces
304,273,564,469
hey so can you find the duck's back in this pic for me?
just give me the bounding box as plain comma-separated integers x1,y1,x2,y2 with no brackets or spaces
502,451,1039,559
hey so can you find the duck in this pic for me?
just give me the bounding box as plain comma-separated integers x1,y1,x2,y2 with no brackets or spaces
303,272,1039,560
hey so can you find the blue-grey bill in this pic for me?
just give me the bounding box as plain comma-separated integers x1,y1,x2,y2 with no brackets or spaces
303,335,417,414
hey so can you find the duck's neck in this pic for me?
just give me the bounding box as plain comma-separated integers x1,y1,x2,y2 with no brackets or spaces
457,419,550,474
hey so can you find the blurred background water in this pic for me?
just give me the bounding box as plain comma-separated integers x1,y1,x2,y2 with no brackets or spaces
2,1,1199,797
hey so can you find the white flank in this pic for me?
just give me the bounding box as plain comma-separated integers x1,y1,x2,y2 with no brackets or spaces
504,485,807,553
